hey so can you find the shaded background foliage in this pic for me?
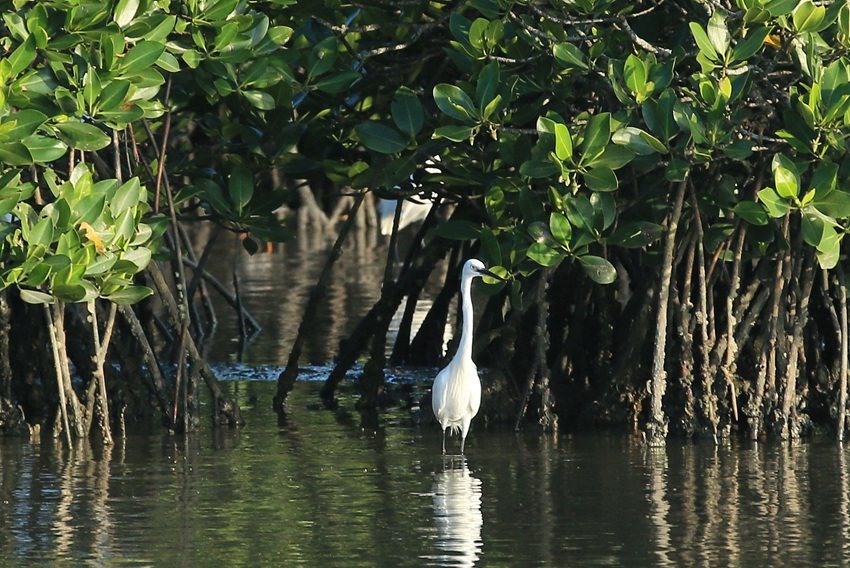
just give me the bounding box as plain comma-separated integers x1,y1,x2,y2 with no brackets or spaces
2,0,850,443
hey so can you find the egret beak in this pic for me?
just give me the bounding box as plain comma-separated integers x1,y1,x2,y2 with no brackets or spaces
477,267,507,282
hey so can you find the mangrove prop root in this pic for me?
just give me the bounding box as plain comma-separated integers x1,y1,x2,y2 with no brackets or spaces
274,189,367,412
647,178,688,445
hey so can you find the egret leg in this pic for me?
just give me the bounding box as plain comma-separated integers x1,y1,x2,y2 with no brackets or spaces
460,435,466,454
442,429,447,455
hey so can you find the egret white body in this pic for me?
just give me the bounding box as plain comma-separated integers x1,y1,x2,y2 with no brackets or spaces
432,259,499,454
377,156,442,235
377,197,432,235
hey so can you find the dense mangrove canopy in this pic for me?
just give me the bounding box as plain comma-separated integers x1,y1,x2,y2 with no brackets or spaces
2,0,850,444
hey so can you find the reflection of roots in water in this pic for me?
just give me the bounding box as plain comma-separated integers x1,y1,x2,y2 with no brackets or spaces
197,223,451,366
430,458,483,567
644,442,828,567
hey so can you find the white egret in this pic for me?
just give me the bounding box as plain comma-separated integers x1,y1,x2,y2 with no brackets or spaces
376,156,442,235
377,196,432,235
432,259,501,454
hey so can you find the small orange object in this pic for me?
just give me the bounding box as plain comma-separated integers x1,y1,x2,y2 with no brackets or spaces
763,34,783,49
79,221,106,253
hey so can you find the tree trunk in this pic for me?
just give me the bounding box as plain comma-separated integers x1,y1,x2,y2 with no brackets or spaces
689,188,718,439
780,251,815,439
646,178,688,445
838,265,848,441
146,262,244,427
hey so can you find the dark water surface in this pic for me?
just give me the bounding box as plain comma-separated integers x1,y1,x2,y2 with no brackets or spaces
2,380,850,566
196,228,435,366
5,232,850,566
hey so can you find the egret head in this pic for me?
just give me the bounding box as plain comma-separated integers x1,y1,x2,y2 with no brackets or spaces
463,259,503,282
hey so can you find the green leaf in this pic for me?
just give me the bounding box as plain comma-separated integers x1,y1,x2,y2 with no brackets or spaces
24,263,52,288
758,187,791,217
433,84,477,122
18,288,54,305
242,90,275,110
468,18,489,50
432,220,480,240
812,191,850,219
475,61,500,110
706,11,731,55
204,0,239,21
85,253,118,276
0,141,33,165
479,227,502,264
774,166,798,199
118,247,152,272
433,125,475,142
313,71,361,94
666,159,689,182
197,178,229,214
793,0,826,32
156,51,180,73
228,165,253,213
579,255,617,284
722,139,755,160
213,22,239,53
54,281,99,303
623,54,648,97
554,123,573,162
72,194,106,225
579,112,610,165
689,21,719,61
8,36,36,77
612,127,665,155
23,135,67,163
520,188,546,222
29,217,53,248
583,167,618,192
482,94,503,121
119,41,166,74
552,43,589,71
3,110,48,141
733,201,769,225
527,243,563,267
810,161,838,195
392,89,424,137
355,122,408,154
111,178,141,214
731,26,771,62
745,3,772,24
268,26,294,45
765,0,798,16
816,231,841,269
802,209,829,248
592,192,617,230
519,160,560,179
307,36,339,79
566,195,595,233
54,121,110,151
103,285,153,305
549,212,572,247
589,145,634,169
638,130,668,154
114,0,140,27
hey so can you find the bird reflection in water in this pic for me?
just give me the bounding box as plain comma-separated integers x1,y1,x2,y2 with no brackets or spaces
429,458,484,567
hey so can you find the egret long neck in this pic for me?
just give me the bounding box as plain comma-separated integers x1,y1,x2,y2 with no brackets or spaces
457,274,475,363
